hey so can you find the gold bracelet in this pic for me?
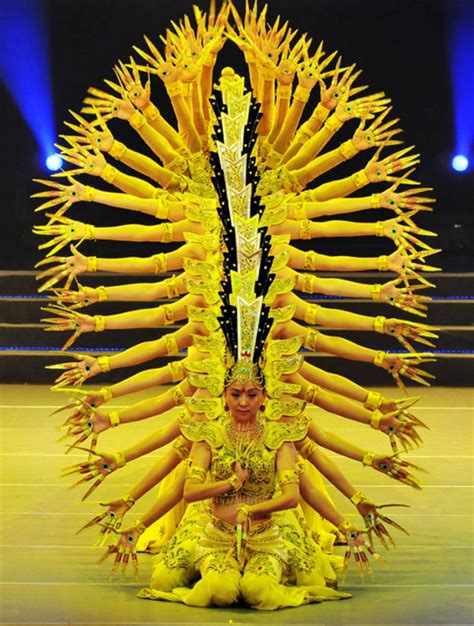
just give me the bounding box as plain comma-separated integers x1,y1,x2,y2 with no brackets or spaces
312,102,330,123
298,437,318,459
164,335,179,356
170,385,185,405
101,163,118,184
164,275,179,298
304,303,321,326
96,286,108,302
304,329,320,351
302,274,315,294
85,224,95,240
186,464,207,483
99,386,113,402
303,384,318,403
112,451,126,467
324,115,344,133
370,410,383,430
377,255,389,271
83,186,95,202
277,84,292,99
166,82,183,97
142,101,160,122
160,222,174,243
109,140,127,160
292,202,307,221
229,474,243,490
109,411,120,427
152,252,167,274
293,85,311,102
94,315,106,332
364,390,383,410
97,355,110,373
303,250,316,271
337,519,352,533
350,490,366,505
129,109,146,130
121,493,136,507
169,360,185,382
375,221,385,237
237,503,252,518
362,450,376,466
371,193,381,208
86,256,97,272
371,283,382,301
299,219,311,240
339,140,358,160
373,350,386,367
162,304,175,325
132,519,146,535
373,316,386,334
352,170,369,188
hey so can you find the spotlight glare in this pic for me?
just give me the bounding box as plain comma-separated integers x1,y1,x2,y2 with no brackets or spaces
46,154,63,171
451,154,469,172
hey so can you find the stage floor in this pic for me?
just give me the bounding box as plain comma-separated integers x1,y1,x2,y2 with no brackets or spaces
1,384,473,625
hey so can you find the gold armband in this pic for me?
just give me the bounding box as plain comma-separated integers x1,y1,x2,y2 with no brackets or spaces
294,85,311,102
298,437,318,459
237,503,252,517
121,493,136,507
352,170,369,188
154,196,169,220
299,219,312,240
109,410,120,427
371,193,381,208
292,202,307,221
166,82,183,97
142,101,160,122
302,274,315,294
97,355,110,373
164,275,179,298
350,490,366,505
82,186,94,202
364,390,383,410
172,435,190,460
169,360,186,382
229,474,243,491
303,250,317,271
164,335,179,356
304,303,321,326
84,224,95,240
278,84,292,99
170,385,185,405
312,103,330,123
370,410,383,430
160,222,174,243
375,221,385,237
86,256,97,272
277,469,299,486
152,253,167,274
371,283,382,301
132,519,146,535
377,255,389,271
99,387,113,402
373,351,386,367
129,109,146,130
303,384,318,403
101,163,119,184
339,140,358,160
324,115,344,133
186,464,207,483
112,451,126,467
96,286,108,302
304,329,320,351
108,140,127,160
162,304,175,325
362,450,376,466
94,315,106,332
373,315,386,334
295,125,313,143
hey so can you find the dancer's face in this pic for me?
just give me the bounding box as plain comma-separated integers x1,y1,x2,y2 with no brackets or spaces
225,381,265,424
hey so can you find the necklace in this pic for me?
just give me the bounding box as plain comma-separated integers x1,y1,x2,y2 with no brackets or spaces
225,414,264,467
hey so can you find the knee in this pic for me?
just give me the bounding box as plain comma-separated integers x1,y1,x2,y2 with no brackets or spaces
150,561,189,592
204,570,241,606
241,572,275,609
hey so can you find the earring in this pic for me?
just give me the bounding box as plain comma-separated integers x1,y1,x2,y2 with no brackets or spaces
224,403,229,411
260,404,265,412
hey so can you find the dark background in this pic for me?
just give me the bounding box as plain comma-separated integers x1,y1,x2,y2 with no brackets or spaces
1,0,473,271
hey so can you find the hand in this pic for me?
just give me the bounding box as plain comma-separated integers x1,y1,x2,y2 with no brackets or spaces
233,461,249,485
334,91,390,122
81,84,135,122
356,499,410,549
60,112,114,153
275,34,308,85
352,108,402,151
380,278,431,317
381,352,436,392
383,316,439,352
50,284,99,309
58,401,111,451
31,176,86,217
386,248,441,287
40,304,96,349
98,525,141,580
53,143,107,178
77,496,134,546
62,448,120,500
382,217,438,255
340,522,382,582
365,147,420,184
379,184,436,215
378,407,426,452
34,215,95,258
114,57,151,109
372,453,426,489
320,63,362,112
35,244,88,292
46,352,101,387
132,36,181,85
297,44,336,90
235,508,251,535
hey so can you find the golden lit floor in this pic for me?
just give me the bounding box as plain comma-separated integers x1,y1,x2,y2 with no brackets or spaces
1,384,473,625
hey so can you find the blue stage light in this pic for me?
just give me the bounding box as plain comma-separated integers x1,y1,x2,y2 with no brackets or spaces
46,154,63,172
451,154,469,172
